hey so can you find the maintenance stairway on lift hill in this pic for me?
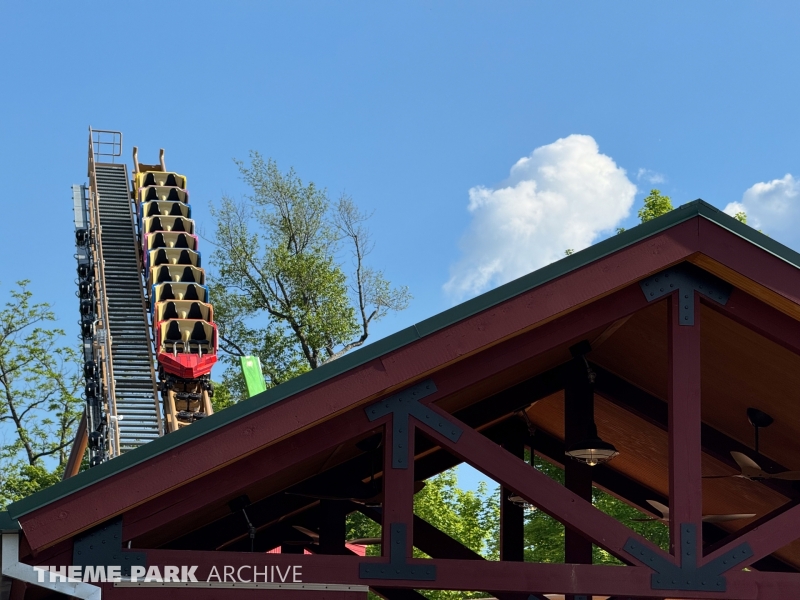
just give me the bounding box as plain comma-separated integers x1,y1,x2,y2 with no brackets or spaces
93,162,162,451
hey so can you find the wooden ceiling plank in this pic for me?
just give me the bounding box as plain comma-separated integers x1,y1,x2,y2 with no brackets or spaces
530,427,796,573
705,286,800,357
591,363,800,501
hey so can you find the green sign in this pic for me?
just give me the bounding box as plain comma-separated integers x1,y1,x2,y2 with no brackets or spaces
239,356,267,397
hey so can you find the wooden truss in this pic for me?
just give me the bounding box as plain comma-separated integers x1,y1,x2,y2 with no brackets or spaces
11,213,800,599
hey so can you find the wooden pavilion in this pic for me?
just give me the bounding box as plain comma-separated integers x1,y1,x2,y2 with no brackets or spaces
4,200,800,599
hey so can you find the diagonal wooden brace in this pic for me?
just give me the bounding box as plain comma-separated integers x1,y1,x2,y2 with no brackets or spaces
411,399,673,565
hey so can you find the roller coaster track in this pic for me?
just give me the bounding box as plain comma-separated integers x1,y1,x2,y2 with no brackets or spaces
65,128,216,475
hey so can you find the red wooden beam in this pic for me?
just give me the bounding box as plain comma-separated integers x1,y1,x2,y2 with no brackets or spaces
499,420,525,562
667,292,703,552
563,355,594,566
697,218,800,306
18,220,700,552
123,407,375,542
703,500,800,569
358,506,485,562
124,548,760,599
380,419,415,558
50,282,652,552
409,407,669,565
727,571,800,600
103,585,367,600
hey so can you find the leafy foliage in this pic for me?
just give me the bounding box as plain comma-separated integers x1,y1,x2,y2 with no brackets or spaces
734,211,747,224
1,463,63,507
524,456,668,563
347,458,668,597
346,469,499,600
209,153,410,399
0,281,82,508
638,189,673,223
413,470,500,562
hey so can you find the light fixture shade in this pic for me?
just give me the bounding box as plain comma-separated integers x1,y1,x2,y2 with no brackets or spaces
565,437,619,467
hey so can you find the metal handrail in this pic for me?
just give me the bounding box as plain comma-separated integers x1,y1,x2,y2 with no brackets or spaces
89,127,123,163
87,130,121,457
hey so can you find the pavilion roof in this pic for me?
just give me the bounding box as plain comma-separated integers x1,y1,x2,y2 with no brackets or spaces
8,198,800,573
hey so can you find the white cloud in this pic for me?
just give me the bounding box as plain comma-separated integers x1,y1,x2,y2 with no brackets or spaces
444,135,637,300
724,174,800,233
637,168,666,184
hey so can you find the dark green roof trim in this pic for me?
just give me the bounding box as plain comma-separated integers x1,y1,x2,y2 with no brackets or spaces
0,511,21,532
9,200,798,520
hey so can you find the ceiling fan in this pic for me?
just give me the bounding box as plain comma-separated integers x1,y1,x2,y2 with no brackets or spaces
633,500,755,524
704,451,800,481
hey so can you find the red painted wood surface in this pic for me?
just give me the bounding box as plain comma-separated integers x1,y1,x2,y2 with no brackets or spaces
703,499,800,569
668,292,703,552
124,281,649,545
104,585,366,600
727,571,800,600
380,420,415,558
697,218,800,306
123,407,374,542
21,279,658,551
93,561,800,600
409,406,671,565
116,549,759,599
20,215,800,597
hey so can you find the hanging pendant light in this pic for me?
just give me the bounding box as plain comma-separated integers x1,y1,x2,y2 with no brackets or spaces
565,422,618,467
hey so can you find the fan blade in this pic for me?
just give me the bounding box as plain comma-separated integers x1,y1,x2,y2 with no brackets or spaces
347,537,382,545
646,499,669,519
768,471,800,481
292,525,320,540
702,513,756,523
731,451,763,477
703,475,735,479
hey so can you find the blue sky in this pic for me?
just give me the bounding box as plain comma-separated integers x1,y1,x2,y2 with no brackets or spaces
3,1,800,338
2,2,799,483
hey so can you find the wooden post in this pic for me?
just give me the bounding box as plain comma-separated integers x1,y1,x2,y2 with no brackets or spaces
319,499,347,555
500,420,525,562
668,292,703,554
382,418,416,558
564,355,594,566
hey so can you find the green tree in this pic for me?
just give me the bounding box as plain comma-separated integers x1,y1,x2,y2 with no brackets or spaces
346,469,499,600
347,459,667,597
734,211,747,224
524,455,668,564
209,153,411,399
638,189,673,223
0,281,83,508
